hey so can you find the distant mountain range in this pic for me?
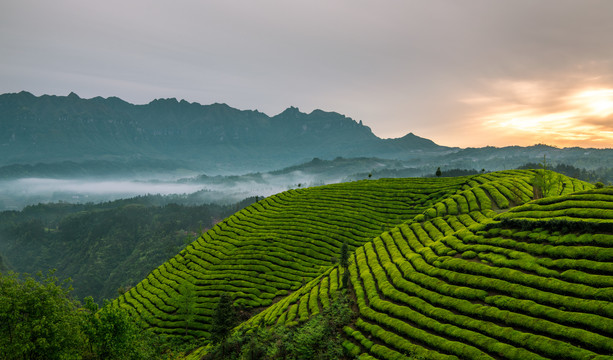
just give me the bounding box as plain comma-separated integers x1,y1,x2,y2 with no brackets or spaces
1,91,612,178
0,91,450,174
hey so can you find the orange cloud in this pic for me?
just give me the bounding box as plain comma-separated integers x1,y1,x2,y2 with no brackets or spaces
466,80,613,148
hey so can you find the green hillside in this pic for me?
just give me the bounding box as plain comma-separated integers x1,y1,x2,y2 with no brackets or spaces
109,170,613,359
111,176,473,337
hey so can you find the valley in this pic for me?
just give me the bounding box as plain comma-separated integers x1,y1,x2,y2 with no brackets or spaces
2,92,613,359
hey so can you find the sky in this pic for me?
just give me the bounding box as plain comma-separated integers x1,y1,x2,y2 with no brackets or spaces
2,0,613,148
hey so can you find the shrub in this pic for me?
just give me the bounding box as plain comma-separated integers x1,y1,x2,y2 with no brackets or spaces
462,251,478,259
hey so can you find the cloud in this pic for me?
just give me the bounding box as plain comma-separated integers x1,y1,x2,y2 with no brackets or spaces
467,77,613,147
2,1,613,147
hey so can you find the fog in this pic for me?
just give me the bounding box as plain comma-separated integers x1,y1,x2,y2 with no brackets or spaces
12,178,205,195
0,178,198,210
179,169,351,205
0,157,425,211
0,171,347,211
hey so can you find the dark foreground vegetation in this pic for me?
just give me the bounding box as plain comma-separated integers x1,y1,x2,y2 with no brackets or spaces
0,270,355,360
201,290,355,360
0,271,159,360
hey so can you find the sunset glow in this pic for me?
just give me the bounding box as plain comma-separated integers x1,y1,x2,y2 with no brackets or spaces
574,89,613,117
3,2,613,149
476,84,613,148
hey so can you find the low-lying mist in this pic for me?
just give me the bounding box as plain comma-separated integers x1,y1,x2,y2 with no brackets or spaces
0,171,345,211
0,157,433,211
0,178,204,210
15,178,204,195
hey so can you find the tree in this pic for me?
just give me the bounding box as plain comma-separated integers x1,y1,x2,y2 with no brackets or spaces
176,281,197,336
339,242,350,288
435,167,442,177
0,271,167,360
532,155,562,199
203,291,354,360
0,271,84,360
81,297,153,360
210,292,237,353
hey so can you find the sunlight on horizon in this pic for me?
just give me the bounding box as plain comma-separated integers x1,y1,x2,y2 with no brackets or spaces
477,84,613,148
573,89,613,117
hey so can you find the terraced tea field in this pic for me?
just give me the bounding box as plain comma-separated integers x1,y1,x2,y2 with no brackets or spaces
111,176,475,338
110,170,613,359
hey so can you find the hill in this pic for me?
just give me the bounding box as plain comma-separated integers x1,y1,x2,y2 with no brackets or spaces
105,169,613,359
434,145,613,174
0,92,449,174
0,196,256,302
226,175,611,360
111,176,472,337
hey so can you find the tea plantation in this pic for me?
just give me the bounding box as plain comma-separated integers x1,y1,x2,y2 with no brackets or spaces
110,170,613,359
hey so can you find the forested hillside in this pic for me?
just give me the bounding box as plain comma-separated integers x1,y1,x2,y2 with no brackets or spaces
0,196,256,302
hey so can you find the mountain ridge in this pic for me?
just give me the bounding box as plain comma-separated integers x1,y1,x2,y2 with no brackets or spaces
4,91,612,179
0,91,449,173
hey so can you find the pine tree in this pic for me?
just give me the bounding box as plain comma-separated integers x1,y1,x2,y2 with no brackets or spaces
340,242,350,288
211,293,236,346
339,241,349,270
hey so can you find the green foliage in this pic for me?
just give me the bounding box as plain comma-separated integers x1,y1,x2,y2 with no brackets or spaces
0,271,84,360
332,175,613,359
81,297,154,360
530,157,566,199
532,169,563,198
0,270,190,360
341,268,350,289
176,282,198,337
12,169,604,359
0,197,252,303
517,161,613,184
210,293,238,345
340,241,349,270
461,250,477,259
340,241,350,289
111,176,472,340
203,290,354,360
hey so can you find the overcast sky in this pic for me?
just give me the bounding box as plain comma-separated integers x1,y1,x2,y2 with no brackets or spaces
2,1,613,148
